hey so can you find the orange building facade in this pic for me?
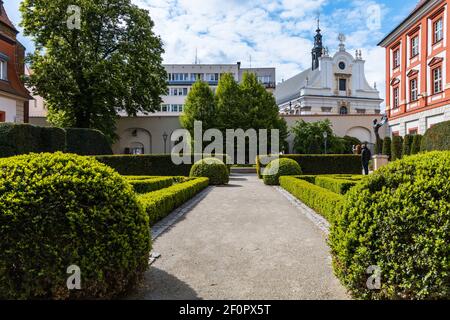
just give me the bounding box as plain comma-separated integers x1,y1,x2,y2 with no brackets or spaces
0,0,31,124
379,0,450,136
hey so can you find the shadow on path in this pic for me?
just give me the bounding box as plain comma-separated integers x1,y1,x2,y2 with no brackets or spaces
130,267,200,300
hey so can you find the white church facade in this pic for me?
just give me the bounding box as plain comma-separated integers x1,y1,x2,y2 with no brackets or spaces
276,29,383,116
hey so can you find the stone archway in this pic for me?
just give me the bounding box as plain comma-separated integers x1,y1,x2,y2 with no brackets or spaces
121,128,152,154
345,126,372,143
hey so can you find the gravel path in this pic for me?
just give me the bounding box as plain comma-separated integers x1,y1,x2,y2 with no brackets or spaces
131,174,349,300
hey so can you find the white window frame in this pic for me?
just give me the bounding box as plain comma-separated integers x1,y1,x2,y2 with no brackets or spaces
393,49,400,68
434,18,443,43
411,36,419,57
433,67,442,94
410,78,418,101
0,59,7,80
393,87,400,108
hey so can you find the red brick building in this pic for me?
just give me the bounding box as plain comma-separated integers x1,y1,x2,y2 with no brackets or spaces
0,0,31,123
379,0,450,136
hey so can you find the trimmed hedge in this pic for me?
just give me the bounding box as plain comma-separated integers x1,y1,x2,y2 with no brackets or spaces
128,177,177,194
410,134,423,155
66,128,112,156
330,151,450,299
0,123,66,157
263,158,302,185
96,154,230,177
0,153,151,299
138,177,209,225
280,176,344,222
257,155,361,178
382,137,392,159
391,136,403,161
190,158,229,185
402,134,414,156
0,123,112,157
421,120,450,151
315,176,360,195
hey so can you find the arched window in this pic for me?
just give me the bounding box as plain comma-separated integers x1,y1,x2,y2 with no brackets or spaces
340,106,348,115
0,111,5,122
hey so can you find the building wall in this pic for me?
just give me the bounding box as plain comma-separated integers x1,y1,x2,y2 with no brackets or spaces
0,95,17,122
110,114,385,155
381,0,450,136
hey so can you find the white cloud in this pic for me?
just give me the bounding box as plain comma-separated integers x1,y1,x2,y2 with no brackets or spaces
134,0,387,103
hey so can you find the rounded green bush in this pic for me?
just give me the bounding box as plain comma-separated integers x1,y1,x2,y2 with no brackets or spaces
330,152,450,299
263,158,302,185
0,153,151,299
421,120,450,151
189,157,229,185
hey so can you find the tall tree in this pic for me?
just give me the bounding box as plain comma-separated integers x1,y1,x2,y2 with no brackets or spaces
20,0,167,142
291,119,336,154
180,80,216,136
215,73,243,131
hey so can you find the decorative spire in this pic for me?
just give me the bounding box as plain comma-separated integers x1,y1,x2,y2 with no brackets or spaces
311,15,324,70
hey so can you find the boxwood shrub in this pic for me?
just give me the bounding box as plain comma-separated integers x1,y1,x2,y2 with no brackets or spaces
410,134,423,155
257,155,361,178
421,120,450,151
382,137,392,159
128,177,176,194
280,176,344,222
402,134,414,156
0,153,151,299
391,136,403,161
139,177,209,225
330,151,450,299
263,158,302,185
315,176,359,195
190,158,229,185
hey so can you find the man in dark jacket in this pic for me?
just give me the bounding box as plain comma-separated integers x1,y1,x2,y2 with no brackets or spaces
361,144,372,175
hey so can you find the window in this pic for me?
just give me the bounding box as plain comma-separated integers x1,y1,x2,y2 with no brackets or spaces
0,111,5,122
434,18,443,44
409,128,418,135
411,36,419,57
339,79,347,91
433,67,442,94
169,73,189,81
205,73,219,82
339,106,348,115
410,78,418,101
393,87,399,108
191,73,203,81
170,88,188,96
171,104,184,112
161,104,169,112
257,75,272,84
393,49,400,68
0,59,7,80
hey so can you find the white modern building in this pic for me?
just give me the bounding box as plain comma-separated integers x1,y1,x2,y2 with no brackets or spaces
276,29,383,116
159,63,276,115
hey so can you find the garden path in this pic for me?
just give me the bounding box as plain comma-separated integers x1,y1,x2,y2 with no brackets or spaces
130,174,348,300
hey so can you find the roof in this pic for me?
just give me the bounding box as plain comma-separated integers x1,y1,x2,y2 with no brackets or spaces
378,0,432,46
0,0,18,33
275,68,312,105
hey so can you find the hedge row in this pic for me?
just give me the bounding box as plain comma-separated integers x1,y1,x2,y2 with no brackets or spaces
128,177,178,194
0,123,112,157
96,154,230,177
138,177,209,226
279,176,345,222
314,176,360,195
421,120,450,151
256,155,361,178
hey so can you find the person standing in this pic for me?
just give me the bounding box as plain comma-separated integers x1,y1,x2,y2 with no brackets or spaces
361,144,372,175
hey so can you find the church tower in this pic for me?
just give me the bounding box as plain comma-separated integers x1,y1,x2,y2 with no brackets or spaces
311,19,323,71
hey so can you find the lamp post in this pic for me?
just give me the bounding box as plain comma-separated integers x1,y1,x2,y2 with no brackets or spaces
323,131,328,154
163,132,168,154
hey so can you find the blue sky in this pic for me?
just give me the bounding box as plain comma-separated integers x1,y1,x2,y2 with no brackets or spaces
4,0,419,101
